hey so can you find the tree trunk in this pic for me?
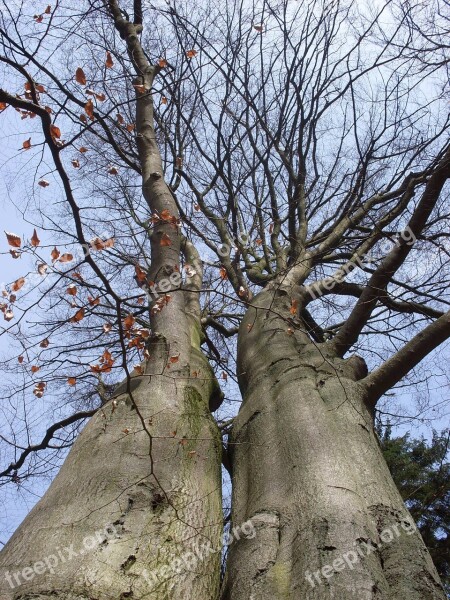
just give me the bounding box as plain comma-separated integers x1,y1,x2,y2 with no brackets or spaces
0,331,223,600
221,288,446,600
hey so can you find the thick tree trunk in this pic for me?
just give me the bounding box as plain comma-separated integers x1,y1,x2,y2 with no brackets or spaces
0,333,223,600
0,7,224,595
221,289,446,600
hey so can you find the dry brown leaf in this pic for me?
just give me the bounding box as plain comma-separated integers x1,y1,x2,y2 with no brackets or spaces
51,247,60,262
31,229,40,247
37,263,48,275
84,99,94,120
70,307,85,323
75,67,86,86
5,232,21,248
105,51,114,68
50,124,61,139
11,277,25,292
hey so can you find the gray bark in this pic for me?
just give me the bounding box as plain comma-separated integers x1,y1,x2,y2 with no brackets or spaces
0,5,224,598
221,288,446,600
0,337,222,600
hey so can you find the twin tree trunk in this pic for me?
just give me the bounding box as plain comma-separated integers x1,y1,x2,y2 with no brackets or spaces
0,288,446,600
0,9,445,597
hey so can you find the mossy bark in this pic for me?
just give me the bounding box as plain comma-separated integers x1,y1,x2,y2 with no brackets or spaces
0,341,222,600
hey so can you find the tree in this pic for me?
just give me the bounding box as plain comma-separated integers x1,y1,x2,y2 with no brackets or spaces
0,0,449,598
380,427,450,595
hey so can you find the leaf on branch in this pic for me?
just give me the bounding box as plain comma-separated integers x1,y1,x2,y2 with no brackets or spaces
161,96,168,105
4,309,14,322
90,237,114,251
75,67,86,86
33,382,46,398
126,123,135,132
135,265,147,284
5,232,21,248
133,84,146,94
67,284,77,296
103,322,112,334
160,233,172,246
84,99,94,120
134,364,144,376
37,263,48,275
123,314,135,330
72,159,80,168
59,253,73,263
31,229,40,247
253,23,264,32
105,51,114,69
9,250,21,258
0,102,7,112
50,124,61,139
39,338,50,348
22,138,31,150
80,114,87,124
186,49,197,58
158,58,167,68
38,179,50,188
88,296,100,306
31,365,40,373
44,5,51,14
70,307,85,323
90,237,105,250
108,166,119,175
219,266,227,280
67,377,76,386
116,113,124,125
221,371,228,381
18,356,24,364
51,246,60,262
34,14,44,23
11,277,26,292
79,146,88,153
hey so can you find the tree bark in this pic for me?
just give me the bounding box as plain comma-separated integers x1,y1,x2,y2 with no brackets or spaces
0,7,224,597
0,333,222,600
221,288,446,600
